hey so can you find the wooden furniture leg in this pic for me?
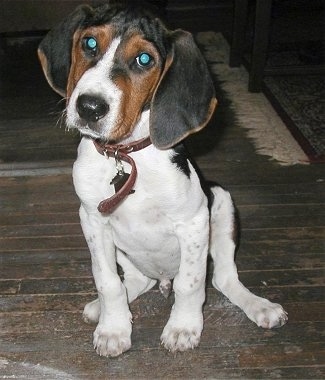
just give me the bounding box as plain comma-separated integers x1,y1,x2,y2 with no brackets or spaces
229,0,248,67
248,0,272,92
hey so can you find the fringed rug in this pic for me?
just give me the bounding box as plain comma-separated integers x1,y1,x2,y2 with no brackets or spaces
196,32,309,166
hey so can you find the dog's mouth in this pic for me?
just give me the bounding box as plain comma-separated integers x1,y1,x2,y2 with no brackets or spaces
67,116,135,145
66,117,103,139
79,126,102,140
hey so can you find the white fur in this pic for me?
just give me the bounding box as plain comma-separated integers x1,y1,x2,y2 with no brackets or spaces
209,186,288,329
73,129,210,355
68,38,287,357
72,127,287,356
66,38,123,140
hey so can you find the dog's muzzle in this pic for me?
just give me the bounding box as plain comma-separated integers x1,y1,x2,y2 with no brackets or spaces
76,94,109,123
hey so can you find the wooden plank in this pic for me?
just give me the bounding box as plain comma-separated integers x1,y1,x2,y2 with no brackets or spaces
198,161,325,186
0,249,89,265
0,211,79,227
0,223,82,239
234,252,325,270
0,200,78,214
0,174,73,193
239,203,325,217
241,226,325,241
0,261,92,281
0,235,86,252
239,239,324,255
1,350,324,379
238,342,325,368
229,182,325,205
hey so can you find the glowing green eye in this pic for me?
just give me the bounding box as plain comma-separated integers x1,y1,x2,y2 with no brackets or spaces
136,53,153,67
86,37,97,49
83,37,98,56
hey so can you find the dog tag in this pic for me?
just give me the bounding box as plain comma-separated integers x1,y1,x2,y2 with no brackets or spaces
110,171,130,192
110,150,135,194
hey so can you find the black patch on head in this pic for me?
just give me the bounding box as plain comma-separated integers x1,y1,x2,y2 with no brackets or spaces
170,144,191,178
81,1,171,58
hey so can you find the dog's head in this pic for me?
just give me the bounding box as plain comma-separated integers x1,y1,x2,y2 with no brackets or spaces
38,1,217,149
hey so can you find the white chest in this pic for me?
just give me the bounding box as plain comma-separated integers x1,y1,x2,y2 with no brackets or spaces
73,137,206,280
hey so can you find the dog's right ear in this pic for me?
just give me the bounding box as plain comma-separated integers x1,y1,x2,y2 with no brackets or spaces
38,5,92,97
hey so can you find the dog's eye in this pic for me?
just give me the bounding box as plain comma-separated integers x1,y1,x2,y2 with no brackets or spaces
82,37,98,57
136,53,153,67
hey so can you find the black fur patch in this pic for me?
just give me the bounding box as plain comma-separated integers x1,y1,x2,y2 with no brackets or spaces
81,2,170,59
170,144,191,178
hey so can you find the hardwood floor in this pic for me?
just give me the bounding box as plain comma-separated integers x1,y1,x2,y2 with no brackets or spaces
0,2,325,379
1,109,324,378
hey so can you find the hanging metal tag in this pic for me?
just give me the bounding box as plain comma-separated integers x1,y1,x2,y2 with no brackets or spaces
110,149,132,193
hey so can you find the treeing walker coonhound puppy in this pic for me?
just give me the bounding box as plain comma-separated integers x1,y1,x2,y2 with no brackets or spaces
38,0,288,357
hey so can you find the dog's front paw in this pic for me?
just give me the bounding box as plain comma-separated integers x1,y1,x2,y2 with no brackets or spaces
161,313,203,352
93,322,132,357
247,298,288,329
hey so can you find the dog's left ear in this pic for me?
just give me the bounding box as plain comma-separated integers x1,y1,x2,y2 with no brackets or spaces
150,30,217,149
38,5,92,97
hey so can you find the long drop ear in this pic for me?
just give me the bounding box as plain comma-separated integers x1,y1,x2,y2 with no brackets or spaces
37,5,92,97
150,30,217,149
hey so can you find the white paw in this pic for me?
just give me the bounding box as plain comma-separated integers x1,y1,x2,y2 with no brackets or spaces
83,299,100,324
161,314,203,352
247,298,288,329
93,322,132,357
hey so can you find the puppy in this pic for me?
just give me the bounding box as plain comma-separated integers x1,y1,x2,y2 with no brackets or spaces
38,1,287,357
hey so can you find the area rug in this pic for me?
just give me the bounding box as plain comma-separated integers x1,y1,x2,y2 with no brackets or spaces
264,74,325,163
196,32,309,165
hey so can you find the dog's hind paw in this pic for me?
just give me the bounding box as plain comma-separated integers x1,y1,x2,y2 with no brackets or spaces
247,299,288,329
83,298,100,324
93,323,132,357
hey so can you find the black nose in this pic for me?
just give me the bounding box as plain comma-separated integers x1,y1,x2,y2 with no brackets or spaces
76,94,109,122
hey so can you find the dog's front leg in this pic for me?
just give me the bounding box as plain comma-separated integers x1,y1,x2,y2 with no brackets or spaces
161,210,209,352
80,205,132,357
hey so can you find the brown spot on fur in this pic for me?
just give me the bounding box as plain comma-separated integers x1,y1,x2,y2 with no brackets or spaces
109,34,163,140
67,25,115,98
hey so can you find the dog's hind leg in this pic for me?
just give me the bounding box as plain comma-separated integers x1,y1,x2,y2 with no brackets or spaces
209,185,288,328
83,250,156,324
117,250,157,303
83,298,101,324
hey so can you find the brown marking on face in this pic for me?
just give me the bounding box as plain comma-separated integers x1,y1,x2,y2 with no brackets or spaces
109,34,163,141
67,25,115,99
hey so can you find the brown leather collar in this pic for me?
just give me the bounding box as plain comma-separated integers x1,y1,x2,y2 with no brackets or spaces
93,136,152,213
